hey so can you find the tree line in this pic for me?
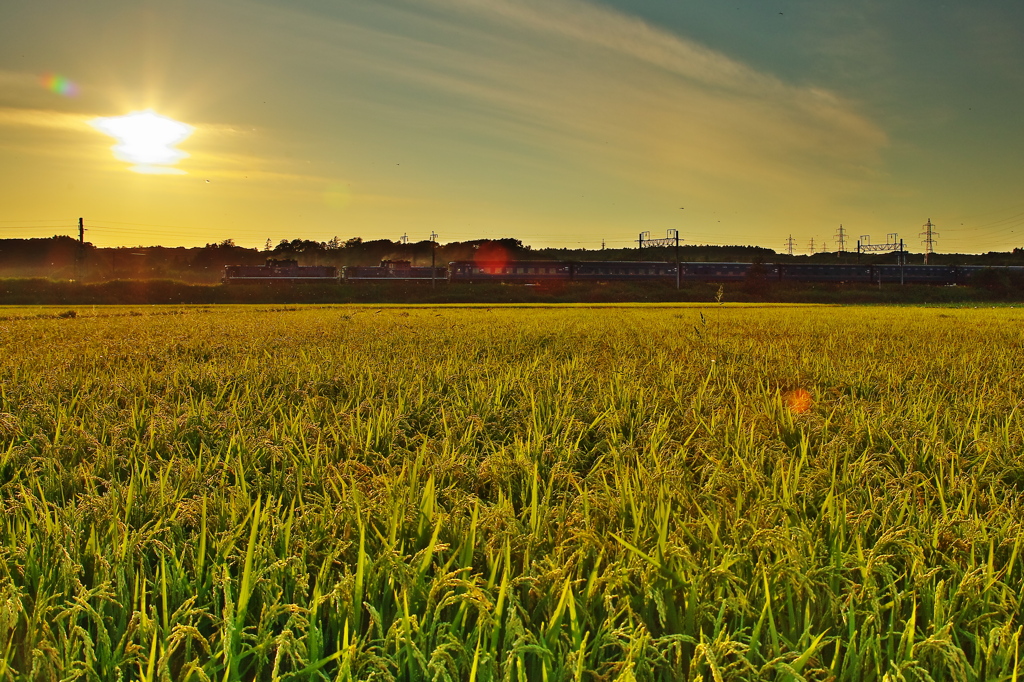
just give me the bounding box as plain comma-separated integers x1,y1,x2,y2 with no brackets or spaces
1,235,1022,283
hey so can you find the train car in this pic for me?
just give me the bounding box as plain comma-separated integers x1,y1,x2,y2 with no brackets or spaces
574,261,677,280
874,264,957,285
957,265,1024,285
344,260,446,281
777,263,873,283
680,262,756,281
448,260,571,282
223,258,338,284
248,256,1024,288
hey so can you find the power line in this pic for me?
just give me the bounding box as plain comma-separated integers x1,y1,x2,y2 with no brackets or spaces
86,226,212,239
88,218,218,232
0,226,76,231
0,218,77,223
958,208,1024,230
950,220,1023,240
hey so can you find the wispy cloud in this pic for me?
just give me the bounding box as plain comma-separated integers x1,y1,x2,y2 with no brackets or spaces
448,0,887,158
271,0,888,213
0,106,95,132
0,69,40,91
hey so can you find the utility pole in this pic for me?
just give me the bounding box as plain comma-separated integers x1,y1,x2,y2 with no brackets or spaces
858,235,870,262
900,238,905,284
920,218,937,264
784,235,796,256
835,224,847,255
76,217,86,280
677,208,686,290
857,234,903,282
430,231,438,288
667,228,680,289
675,229,681,289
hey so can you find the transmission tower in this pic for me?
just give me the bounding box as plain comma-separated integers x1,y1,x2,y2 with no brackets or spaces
784,234,796,256
835,224,847,253
808,238,816,254
920,218,938,264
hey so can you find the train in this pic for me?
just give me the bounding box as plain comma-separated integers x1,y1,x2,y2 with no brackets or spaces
222,258,337,283
446,260,1024,285
344,259,446,282
224,258,1024,286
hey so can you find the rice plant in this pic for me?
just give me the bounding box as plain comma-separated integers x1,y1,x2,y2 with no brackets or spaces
0,304,1021,680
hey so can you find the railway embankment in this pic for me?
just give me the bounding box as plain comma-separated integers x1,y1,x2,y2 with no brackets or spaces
2,277,1024,305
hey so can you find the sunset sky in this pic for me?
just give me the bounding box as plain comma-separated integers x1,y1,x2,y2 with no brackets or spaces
1,0,1022,252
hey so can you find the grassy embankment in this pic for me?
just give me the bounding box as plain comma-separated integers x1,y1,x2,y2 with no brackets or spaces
1,306,1022,680
1,276,1023,305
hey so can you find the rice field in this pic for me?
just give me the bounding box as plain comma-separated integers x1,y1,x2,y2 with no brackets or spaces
0,303,1022,681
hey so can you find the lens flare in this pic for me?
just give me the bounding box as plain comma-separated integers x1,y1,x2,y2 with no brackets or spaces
783,388,812,414
474,242,511,271
40,72,79,96
89,109,194,174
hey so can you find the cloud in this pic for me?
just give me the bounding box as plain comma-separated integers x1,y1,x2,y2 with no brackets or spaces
449,0,888,162
0,106,95,132
0,69,39,90
0,1,897,246
445,0,775,91
268,0,888,213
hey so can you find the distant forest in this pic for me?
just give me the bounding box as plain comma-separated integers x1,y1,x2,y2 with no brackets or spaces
2,235,1023,283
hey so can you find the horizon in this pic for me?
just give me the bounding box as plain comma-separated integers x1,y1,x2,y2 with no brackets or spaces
2,1,1023,253
6,230,1023,258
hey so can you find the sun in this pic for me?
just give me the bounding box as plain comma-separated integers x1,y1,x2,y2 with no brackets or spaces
90,109,194,174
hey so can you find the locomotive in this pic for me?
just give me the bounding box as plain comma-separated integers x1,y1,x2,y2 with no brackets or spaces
222,258,337,283
343,260,446,282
